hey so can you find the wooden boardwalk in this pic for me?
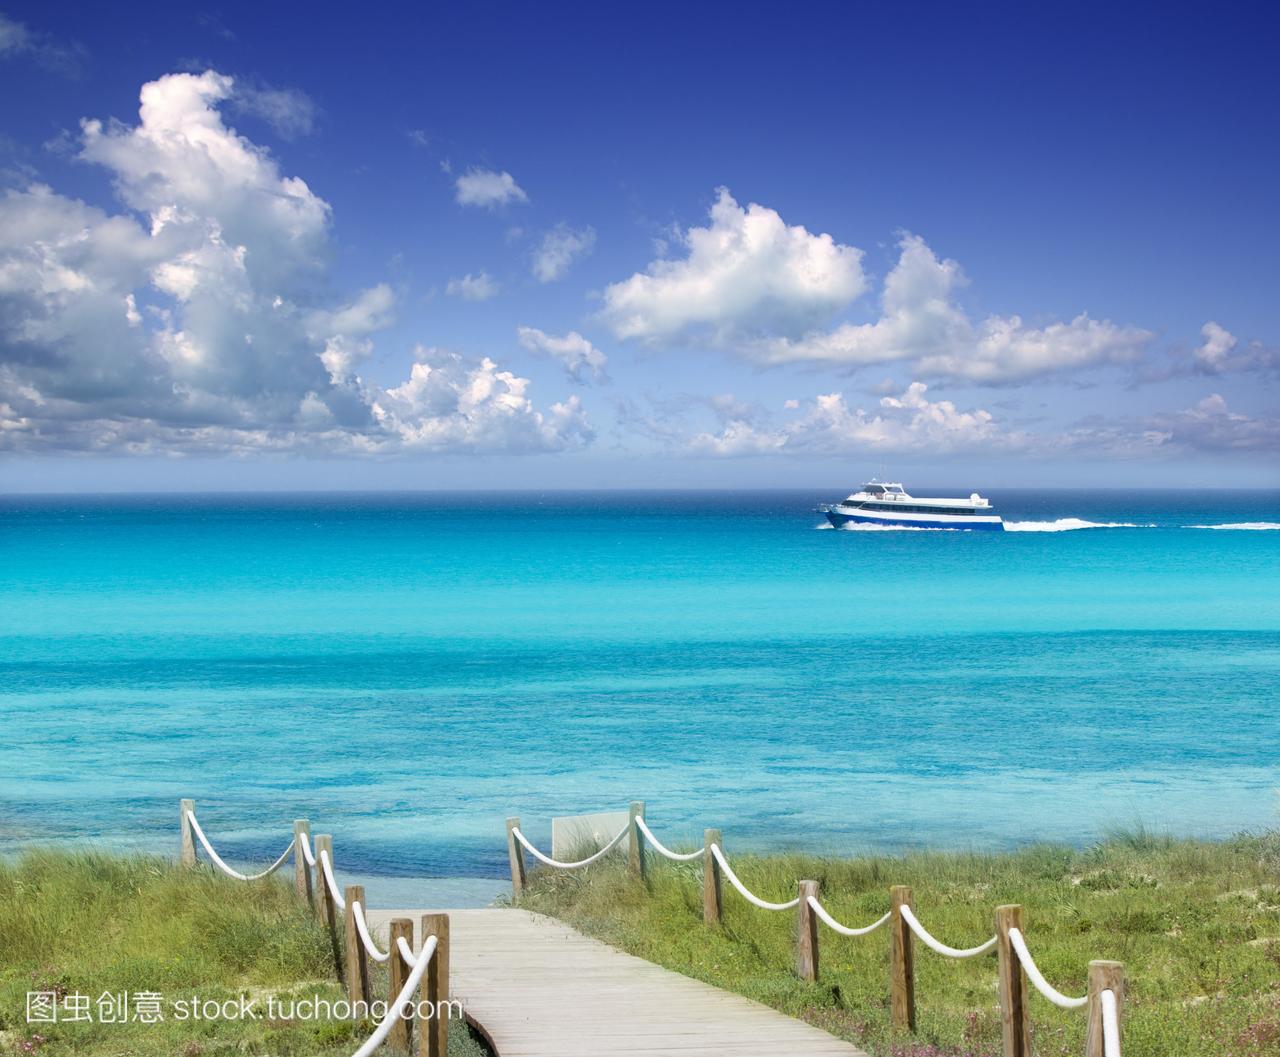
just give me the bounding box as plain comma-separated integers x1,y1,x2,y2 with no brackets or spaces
365,907,867,1057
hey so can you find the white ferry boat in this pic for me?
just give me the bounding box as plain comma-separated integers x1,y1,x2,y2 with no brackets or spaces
825,480,1004,531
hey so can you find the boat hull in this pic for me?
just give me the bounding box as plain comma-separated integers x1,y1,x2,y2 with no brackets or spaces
826,509,1005,531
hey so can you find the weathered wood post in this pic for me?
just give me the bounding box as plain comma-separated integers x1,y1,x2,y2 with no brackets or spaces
180,799,196,866
506,817,526,898
388,917,415,1053
343,885,372,1008
629,800,646,879
703,829,724,925
795,879,820,983
293,819,313,904
995,904,1031,1057
314,834,343,980
419,913,450,1057
1085,960,1125,1057
889,884,916,1031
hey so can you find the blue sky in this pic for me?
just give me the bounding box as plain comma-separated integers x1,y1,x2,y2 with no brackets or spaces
1,0,1277,490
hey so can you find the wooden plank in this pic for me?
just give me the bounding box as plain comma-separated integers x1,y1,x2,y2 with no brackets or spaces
180,799,196,866
292,819,312,904
889,884,915,1031
506,817,526,899
388,918,414,1053
703,829,723,925
344,885,372,1008
795,880,820,983
365,907,867,1057
629,800,646,879
1085,960,1124,1057
995,905,1030,1057
419,912,449,1057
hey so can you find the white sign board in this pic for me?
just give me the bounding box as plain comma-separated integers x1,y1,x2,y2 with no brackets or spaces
551,809,630,860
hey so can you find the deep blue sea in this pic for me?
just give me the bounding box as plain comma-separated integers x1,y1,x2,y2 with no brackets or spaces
2,490,1278,891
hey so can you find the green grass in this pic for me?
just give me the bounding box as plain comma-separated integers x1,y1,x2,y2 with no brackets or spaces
517,831,1280,1057
0,850,488,1057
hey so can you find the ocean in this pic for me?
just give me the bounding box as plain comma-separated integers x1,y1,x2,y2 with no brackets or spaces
2,490,1278,896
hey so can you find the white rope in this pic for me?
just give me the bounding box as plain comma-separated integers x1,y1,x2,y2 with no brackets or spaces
350,900,390,963
319,847,347,912
709,844,799,911
396,936,416,963
807,896,891,937
298,830,316,867
186,811,294,882
1101,988,1121,1057
635,817,704,861
511,824,629,869
900,905,997,959
1007,927,1088,1009
349,936,437,1057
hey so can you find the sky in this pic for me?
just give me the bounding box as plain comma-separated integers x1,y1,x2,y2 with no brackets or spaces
0,0,1277,491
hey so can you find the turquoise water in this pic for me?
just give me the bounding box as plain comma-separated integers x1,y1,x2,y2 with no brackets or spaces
1,490,1278,882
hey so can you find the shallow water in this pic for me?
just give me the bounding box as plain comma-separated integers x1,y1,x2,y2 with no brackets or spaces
1,490,1277,880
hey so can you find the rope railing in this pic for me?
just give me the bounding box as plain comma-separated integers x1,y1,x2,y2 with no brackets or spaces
185,810,295,881
510,823,629,869
350,936,437,1057
505,802,1126,1056
1007,926,1088,1009
181,798,1124,1057
635,816,703,861
709,843,799,911
351,900,391,963
178,800,453,1057
806,897,891,937
900,904,997,959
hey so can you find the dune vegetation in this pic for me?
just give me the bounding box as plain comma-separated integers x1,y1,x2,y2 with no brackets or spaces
517,828,1280,1057
0,850,486,1056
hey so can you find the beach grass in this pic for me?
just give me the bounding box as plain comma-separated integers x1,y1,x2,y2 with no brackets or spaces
0,849,487,1056
518,829,1280,1057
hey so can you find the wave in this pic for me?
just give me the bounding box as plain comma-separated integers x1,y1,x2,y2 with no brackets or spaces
1002,519,1148,532
1187,522,1280,531
834,522,957,531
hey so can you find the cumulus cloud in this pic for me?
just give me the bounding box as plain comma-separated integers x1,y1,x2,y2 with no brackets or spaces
516,326,608,384
601,187,866,342
689,382,1017,456
0,71,588,456
1190,321,1280,375
532,223,595,282
446,271,499,301
740,234,1151,383
454,167,527,209
603,192,1151,385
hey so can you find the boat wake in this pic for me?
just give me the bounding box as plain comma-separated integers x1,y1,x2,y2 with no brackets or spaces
1003,518,1148,532
1187,522,1280,531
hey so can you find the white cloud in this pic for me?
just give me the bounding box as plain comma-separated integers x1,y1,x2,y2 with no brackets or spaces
454,167,528,209
689,382,1017,456
373,349,593,452
0,12,83,74
446,271,499,301
1190,321,1279,375
516,326,608,384
750,234,1150,382
603,194,1151,384
230,80,320,140
601,187,866,342
0,71,588,457
532,223,595,282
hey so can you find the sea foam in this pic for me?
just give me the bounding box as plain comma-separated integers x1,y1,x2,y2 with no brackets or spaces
1187,522,1280,531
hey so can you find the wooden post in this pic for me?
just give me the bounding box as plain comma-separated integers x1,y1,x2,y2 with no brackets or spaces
1085,960,1124,1057
180,799,196,866
388,918,415,1053
795,879,820,983
506,817,526,899
419,913,450,1057
703,829,723,925
314,834,343,981
629,800,646,879
889,884,916,1031
995,904,1031,1057
343,885,372,1009
293,819,313,904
